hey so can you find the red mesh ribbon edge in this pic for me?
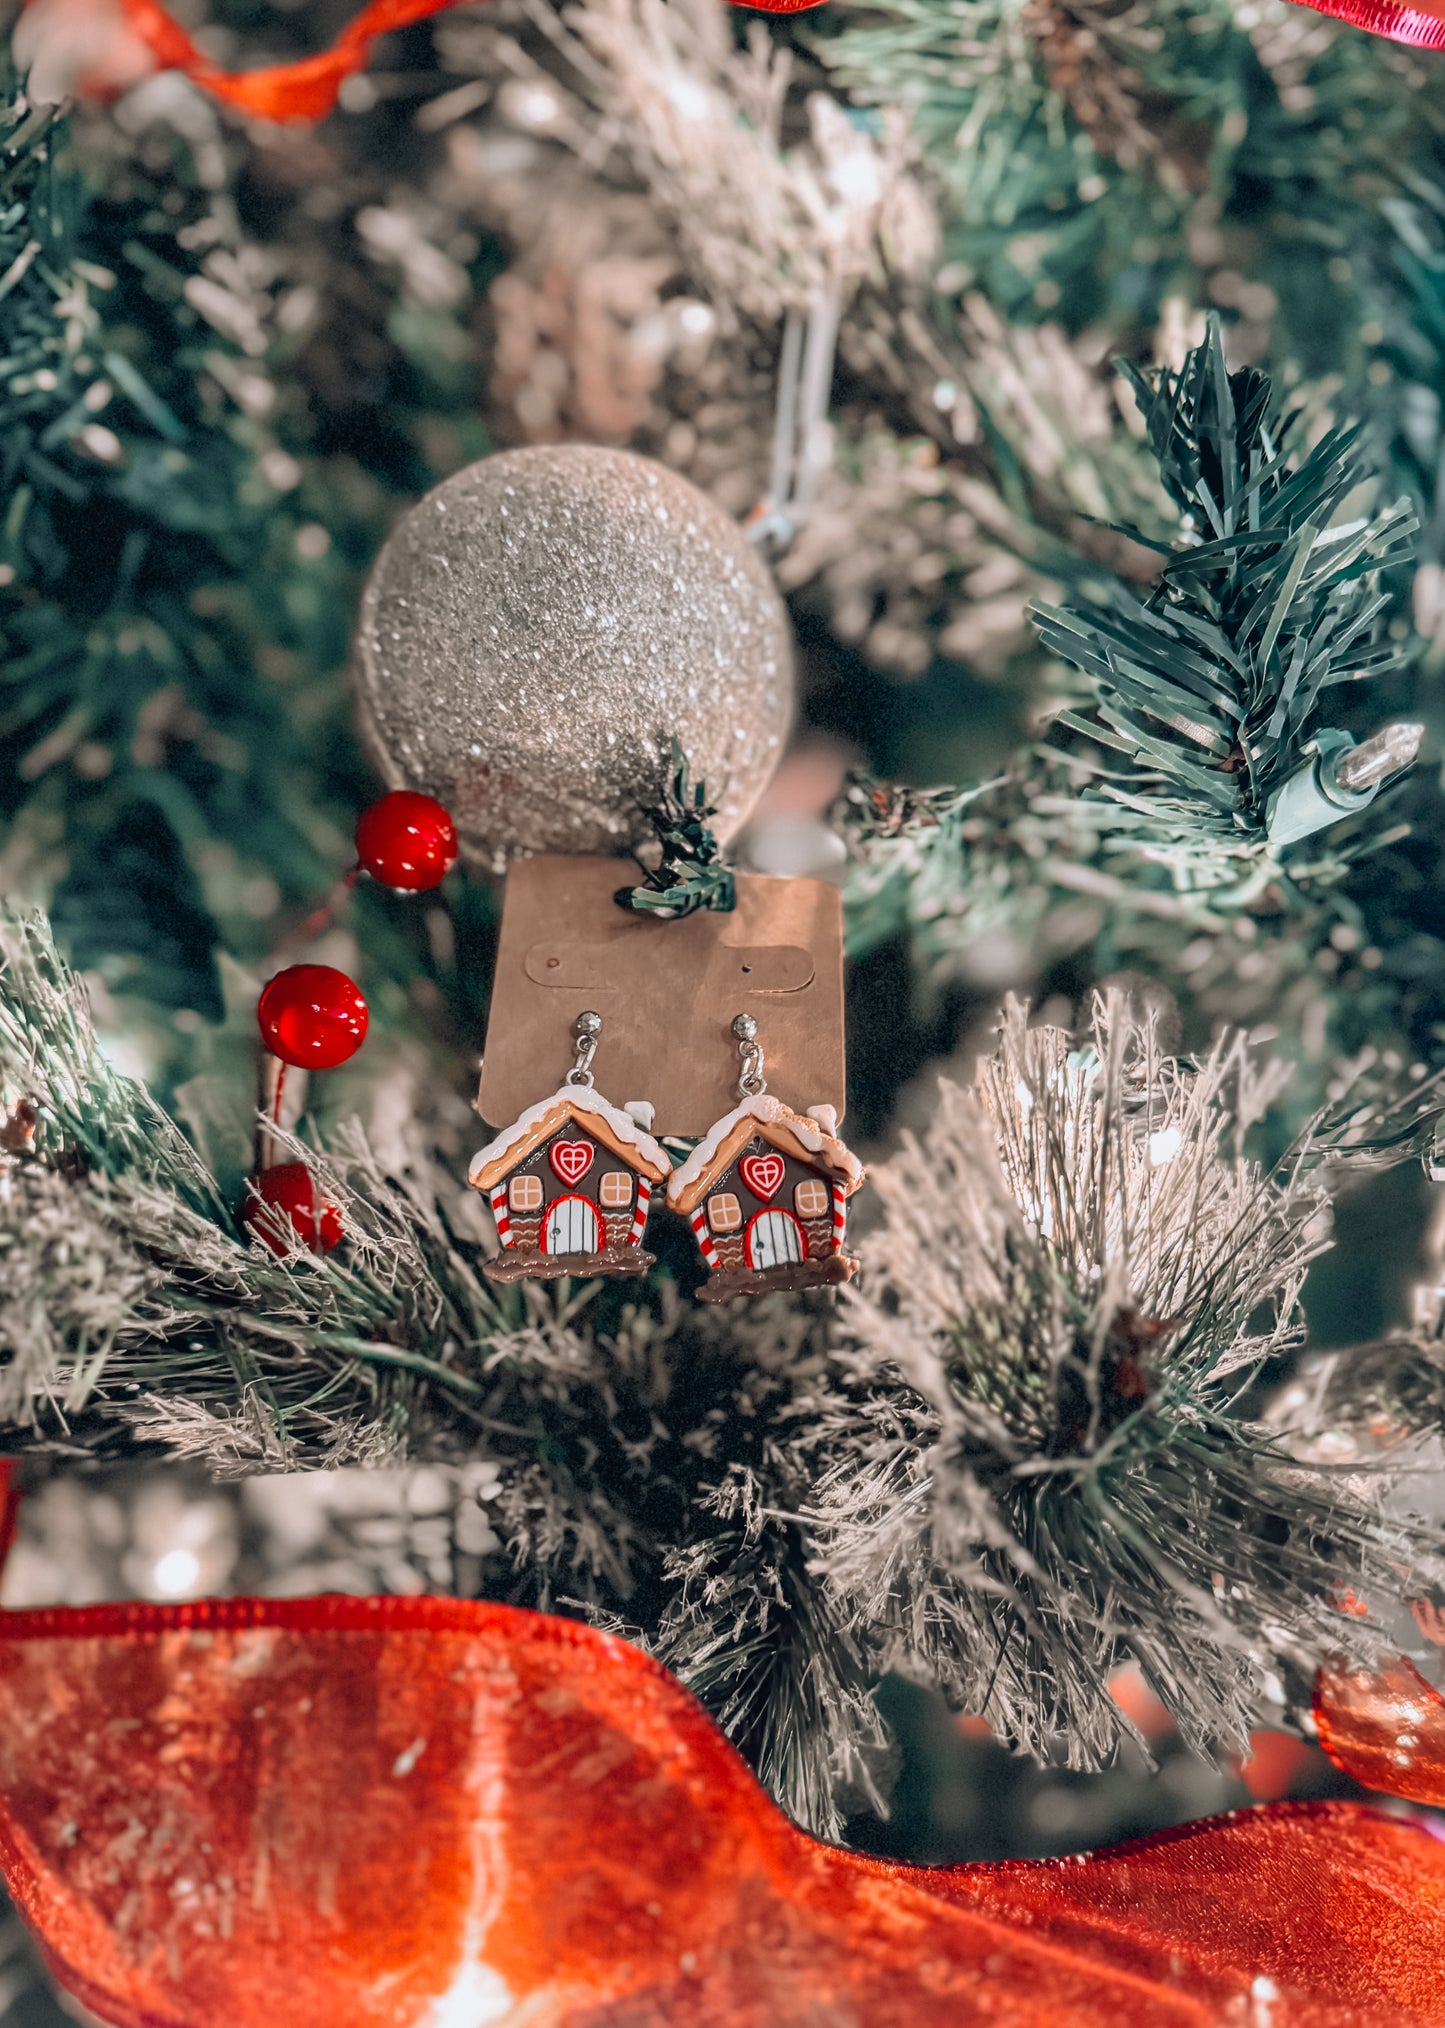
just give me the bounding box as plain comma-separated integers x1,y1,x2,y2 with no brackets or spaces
1285,0,1445,45
36,0,831,123
90,0,483,120
0,1589,632,1647
0,1464,18,1590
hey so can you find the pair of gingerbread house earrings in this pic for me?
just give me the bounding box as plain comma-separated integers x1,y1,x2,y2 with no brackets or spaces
469,1012,865,1303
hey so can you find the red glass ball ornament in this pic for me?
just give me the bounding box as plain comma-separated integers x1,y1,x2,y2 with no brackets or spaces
257,965,368,1069
245,1163,343,1257
355,791,458,892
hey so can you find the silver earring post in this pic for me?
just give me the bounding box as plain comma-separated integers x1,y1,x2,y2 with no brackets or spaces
567,1010,602,1087
732,1013,766,1098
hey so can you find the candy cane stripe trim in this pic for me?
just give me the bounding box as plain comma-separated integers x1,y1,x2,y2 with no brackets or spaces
690,1207,720,1269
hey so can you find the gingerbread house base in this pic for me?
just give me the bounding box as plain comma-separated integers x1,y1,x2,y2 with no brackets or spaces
484,1245,656,1285
693,1254,859,1304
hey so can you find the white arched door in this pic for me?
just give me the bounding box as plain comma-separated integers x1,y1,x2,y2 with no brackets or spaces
746,1209,805,1271
545,1195,601,1255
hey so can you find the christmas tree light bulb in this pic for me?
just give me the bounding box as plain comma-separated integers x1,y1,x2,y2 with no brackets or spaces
1267,724,1427,848
1330,722,1424,794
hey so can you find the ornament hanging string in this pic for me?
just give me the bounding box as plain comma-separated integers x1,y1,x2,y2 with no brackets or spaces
16,0,829,124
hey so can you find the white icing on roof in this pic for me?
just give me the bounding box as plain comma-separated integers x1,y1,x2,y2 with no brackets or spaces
664,1092,863,1207
469,1086,667,1187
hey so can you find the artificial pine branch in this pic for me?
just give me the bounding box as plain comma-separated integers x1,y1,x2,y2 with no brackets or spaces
1034,316,1418,891
816,0,1444,355
0,907,879,1829
834,312,1442,1138
0,70,496,1112
808,997,1445,1766
5,906,1443,1828
614,741,736,919
0,84,337,1023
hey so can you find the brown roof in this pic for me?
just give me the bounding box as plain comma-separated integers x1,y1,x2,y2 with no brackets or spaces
470,1089,668,1193
666,1095,864,1217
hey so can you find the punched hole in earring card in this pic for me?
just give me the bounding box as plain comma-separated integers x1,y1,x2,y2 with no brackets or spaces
524,944,814,992
479,855,844,1139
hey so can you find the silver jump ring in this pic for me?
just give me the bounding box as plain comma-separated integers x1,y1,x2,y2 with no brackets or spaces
732,1013,766,1098
566,1011,601,1088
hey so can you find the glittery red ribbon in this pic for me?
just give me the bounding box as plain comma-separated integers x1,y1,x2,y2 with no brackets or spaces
21,0,829,124
0,1468,1443,2023
0,1591,1441,2025
1285,0,1445,45
76,0,487,119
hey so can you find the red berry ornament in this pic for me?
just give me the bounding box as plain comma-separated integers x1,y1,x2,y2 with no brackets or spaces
257,965,368,1069
246,1163,343,1256
355,791,458,892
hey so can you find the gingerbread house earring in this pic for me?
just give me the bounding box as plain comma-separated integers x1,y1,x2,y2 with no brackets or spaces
469,1011,668,1283
665,1014,866,1303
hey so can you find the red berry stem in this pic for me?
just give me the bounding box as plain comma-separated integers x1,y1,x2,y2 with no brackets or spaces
287,865,360,950
245,793,453,1229
255,1051,304,1174
0,1461,20,1596
268,793,456,962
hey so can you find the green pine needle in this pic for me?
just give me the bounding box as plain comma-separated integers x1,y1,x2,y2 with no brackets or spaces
1034,317,1418,888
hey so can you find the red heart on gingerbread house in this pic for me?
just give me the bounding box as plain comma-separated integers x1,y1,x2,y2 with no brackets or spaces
549,1140,594,1186
739,1152,786,1201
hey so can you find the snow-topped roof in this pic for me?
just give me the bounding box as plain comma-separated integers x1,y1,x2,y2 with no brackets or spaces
470,1086,668,1191
665,1093,864,1214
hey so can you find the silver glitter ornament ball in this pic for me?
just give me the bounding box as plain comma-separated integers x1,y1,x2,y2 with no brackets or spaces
353,446,795,869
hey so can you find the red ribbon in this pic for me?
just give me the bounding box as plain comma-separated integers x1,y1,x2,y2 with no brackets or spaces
1286,0,1445,44
17,0,1438,125
1,1591,1444,2026
22,0,829,124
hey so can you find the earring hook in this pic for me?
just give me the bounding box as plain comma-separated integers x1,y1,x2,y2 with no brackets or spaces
567,1010,602,1087
732,1013,766,1098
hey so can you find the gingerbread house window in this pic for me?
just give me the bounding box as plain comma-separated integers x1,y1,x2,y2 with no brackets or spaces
509,1173,543,1214
794,1178,830,1221
599,1170,634,1210
707,1192,743,1235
